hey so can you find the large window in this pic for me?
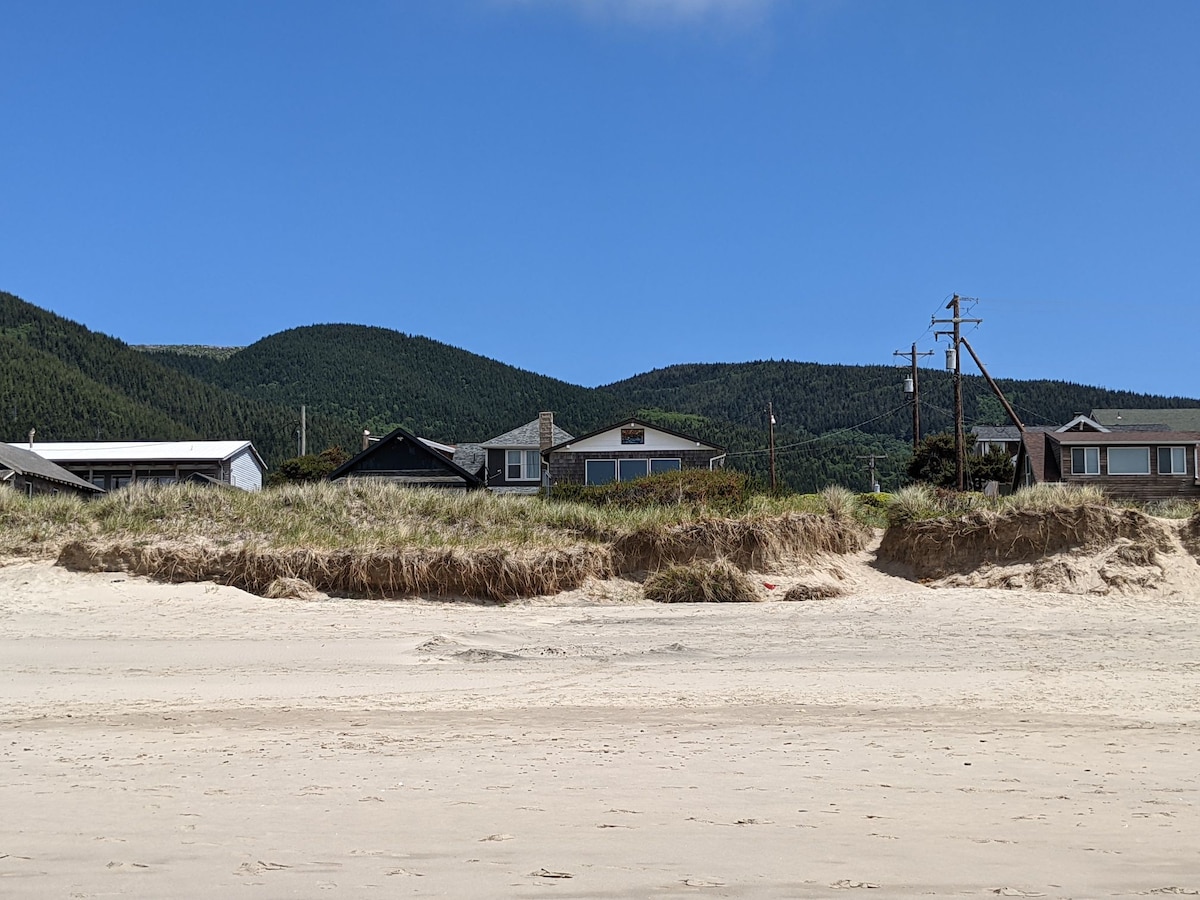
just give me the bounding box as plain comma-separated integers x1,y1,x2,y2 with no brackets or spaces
1070,447,1099,475
1158,446,1188,475
585,459,617,485
1107,447,1150,475
586,457,683,485
506,449,541,481
618,459,648,481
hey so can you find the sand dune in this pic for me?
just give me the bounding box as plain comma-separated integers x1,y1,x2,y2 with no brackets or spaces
2,556,1199,898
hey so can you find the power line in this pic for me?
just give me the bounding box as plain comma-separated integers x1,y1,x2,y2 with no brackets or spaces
726,403,912,458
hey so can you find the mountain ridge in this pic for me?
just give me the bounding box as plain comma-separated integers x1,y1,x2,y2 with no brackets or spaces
7,291,1199,490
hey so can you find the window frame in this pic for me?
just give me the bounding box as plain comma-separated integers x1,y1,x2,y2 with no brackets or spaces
505,449,542,481
1106,446,1150,476
1158,446,1188,476
1070,446,1100,476
618,459,648,482
650,458,682,474
585,459,617,486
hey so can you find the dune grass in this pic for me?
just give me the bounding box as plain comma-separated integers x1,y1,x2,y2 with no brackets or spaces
0,481,873,599
642,559,761,604
884,482,1118,526
1,480,879,555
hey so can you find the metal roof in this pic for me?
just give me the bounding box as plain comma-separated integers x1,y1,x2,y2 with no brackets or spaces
15,441,261,465
0,443,105,493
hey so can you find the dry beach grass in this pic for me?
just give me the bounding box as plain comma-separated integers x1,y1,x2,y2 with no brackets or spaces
1,481,869,600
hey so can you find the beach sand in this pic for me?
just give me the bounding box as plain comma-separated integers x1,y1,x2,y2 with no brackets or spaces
2,558,1199,898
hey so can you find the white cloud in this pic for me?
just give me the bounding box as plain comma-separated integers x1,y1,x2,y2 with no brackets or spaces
496,0,778,28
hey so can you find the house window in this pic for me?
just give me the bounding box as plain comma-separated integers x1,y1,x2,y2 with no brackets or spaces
506,450,541,481
1107,447,1150,475
1158,446,1187,475
1070,447,1099,475
618,459,648,482
585,459,617,485
650,458,681,474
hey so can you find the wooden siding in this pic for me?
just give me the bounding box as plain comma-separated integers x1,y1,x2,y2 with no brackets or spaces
335,434,480,489
547,449,722,486
229,447,264,491
1057,443,1200,502
3,472,96,498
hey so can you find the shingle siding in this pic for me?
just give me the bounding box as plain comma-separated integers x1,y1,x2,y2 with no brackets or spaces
548,449,722,486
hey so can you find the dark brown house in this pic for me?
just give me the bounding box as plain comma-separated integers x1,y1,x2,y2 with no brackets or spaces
327,425,484,490
543,418,725,487
1014,429,1200,502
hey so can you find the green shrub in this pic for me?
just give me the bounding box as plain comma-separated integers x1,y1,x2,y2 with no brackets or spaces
548,468,748,512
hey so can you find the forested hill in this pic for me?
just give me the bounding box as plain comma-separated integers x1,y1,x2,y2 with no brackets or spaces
7,290,1198,490
142,324,630,443
604,361,1200,441
0,292,354,463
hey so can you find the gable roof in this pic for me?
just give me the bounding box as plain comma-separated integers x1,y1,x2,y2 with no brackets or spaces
482,418,574,449
1056,414,1109,433
326,425,484,487
0,443,105,493
1092,409,1200,431
543,417,724,455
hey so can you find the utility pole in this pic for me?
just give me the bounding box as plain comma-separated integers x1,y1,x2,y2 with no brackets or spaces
767,402,777,491
857,452,887,493
893,342,934,449
300,404,307,457
933,295,982,491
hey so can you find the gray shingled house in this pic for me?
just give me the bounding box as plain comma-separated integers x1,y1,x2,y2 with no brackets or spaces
480,412,573,494
0,443,106,498
543,417,725,487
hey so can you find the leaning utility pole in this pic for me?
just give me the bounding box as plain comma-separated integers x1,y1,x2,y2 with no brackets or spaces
958,337,1025,433
894,343,934,449
933,295,982,491
767,401,777,491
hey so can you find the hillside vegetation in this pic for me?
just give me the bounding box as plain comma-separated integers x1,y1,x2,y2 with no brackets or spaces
5,290,1199,490
142,324,630,443
0,292,357,463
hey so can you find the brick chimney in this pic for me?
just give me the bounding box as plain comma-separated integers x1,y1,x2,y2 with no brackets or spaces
539,412,555,451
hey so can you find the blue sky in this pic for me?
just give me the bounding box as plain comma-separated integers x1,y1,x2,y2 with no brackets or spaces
2,1,1197,396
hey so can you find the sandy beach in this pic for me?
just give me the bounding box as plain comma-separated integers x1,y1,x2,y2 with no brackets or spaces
3,558,1199,898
